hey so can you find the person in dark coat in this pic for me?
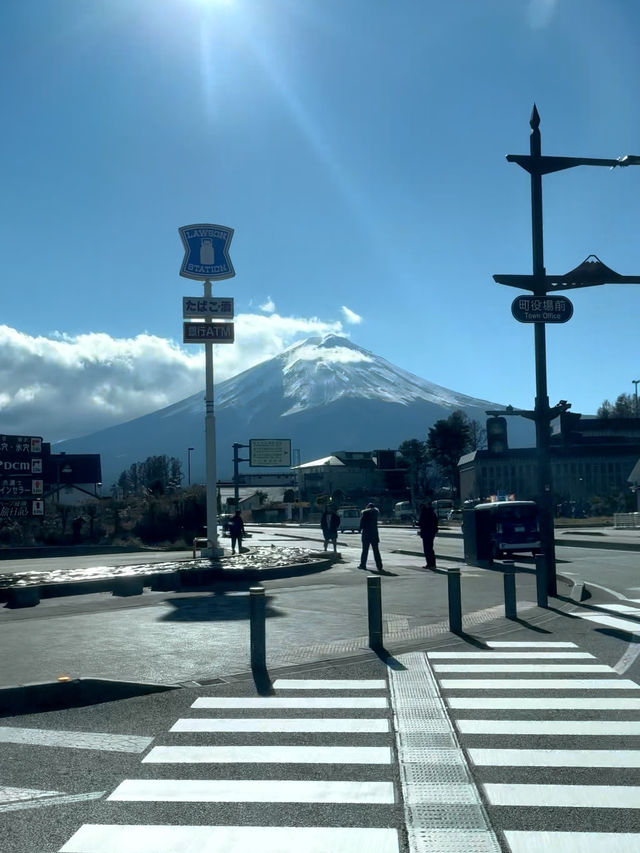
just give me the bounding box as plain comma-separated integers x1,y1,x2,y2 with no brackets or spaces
228,511,245,554
321,506,340,552
358,502,383,571
418,502,438,568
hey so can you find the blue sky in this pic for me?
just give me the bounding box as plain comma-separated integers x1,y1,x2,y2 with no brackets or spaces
1,0,639,441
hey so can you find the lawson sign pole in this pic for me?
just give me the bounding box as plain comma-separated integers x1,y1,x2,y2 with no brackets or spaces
179,224,235,559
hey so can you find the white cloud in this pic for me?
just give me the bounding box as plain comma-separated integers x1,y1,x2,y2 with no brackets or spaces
341,305,363,325
0,313,344,442
527,0,558,29
260,297,276,313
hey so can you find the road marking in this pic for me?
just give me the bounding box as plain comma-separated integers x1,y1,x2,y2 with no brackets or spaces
192,696,389,709
440,678,640,690
486,641,577,647
433,664,613,673
484,783,640,808
143,745,392,764
59,824,400,853
171,717,389,733
0,727,152,753
0,786,61,803
427,651,594,659
504,831,640,853
578,613,640,633
272,679,387,690
459,719,640,735
598,604,640,613
0,790,105,813
109,778,395,803
470,749,640,767
448,696,640,710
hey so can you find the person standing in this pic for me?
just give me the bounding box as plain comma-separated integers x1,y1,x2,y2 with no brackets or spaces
418,501,438,568
228,510,245,555
358,502,383,571
321,506,340,552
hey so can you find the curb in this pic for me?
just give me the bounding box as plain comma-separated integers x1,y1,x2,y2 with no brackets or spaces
0,677,178,717
0,554,339,607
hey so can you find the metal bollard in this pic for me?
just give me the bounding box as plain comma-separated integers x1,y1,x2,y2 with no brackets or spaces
503,572,517,620
447,569,462,633
535,554,548,608
367,575,383,651
249,585,266,672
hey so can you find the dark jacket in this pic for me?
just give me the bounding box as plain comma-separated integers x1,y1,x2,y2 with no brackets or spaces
321,511,340,537
359,506,380,543
418,505,438,539
228,515,245,537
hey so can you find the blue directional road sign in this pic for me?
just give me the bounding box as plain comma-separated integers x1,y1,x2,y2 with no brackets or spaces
179,224,235,281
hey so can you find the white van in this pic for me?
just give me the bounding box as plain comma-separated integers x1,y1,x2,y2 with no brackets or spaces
338,506,360,533
393,501,415,522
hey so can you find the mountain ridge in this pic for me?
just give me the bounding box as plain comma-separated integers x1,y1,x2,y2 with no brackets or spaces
54,334,534,486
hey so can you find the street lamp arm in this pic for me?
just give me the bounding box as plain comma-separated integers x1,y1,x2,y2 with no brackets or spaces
506,154,624,175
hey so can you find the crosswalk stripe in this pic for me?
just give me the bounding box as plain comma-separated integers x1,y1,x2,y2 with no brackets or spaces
59,824,400,853
427,651,594,659
433,663,613,673
108,778,395,803
597,604,640,613
0,727,152,753
459,719,640,735
272,679,386,690
170,717,389,733
470,748,640,767
486,641,578,647
484,783,640,808
577,613,640,633
448,696,640,709
504,831,640,852
142,744,392,764
440,678,640,690
191,696,389,709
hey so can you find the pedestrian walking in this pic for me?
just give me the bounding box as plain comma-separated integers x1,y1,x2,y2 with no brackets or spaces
228,510,245,555
358,502,383,571
321,506,340,552
418,501,438,568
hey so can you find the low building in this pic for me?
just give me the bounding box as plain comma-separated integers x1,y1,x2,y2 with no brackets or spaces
293,449,409,505
459,414,640,511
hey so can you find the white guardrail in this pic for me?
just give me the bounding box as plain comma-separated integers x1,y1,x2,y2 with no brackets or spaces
613,512,640,529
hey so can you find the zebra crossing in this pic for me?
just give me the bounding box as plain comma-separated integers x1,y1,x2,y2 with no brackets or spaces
427,640,640,852
57,677,401,853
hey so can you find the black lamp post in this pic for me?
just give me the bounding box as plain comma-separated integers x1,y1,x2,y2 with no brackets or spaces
494,105,640,596
187,447,194,485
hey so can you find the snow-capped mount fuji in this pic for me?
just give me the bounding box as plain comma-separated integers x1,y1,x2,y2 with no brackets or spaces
55,334,534,486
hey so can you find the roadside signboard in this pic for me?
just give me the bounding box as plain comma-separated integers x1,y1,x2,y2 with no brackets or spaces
178,224,235,281
249,439,291,467
183,297,234,319
0,500,43,519
0,435,42,455
183,322,234,343
511,295,573,323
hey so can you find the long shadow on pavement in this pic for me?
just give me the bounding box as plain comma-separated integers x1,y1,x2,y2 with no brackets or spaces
160,589,284,622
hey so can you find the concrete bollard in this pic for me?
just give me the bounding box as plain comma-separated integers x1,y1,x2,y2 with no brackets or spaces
112,576,144,597
7,586,40,608
250,585,266,672
503,572,517,620
367,575,383,651
535,554,548,608
447,569,462,633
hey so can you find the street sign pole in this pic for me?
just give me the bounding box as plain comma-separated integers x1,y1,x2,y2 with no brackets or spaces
203,279,222,558
529,109,557,595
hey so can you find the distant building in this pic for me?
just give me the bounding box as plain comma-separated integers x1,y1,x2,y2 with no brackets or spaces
459,414,640,509
43,447,102,506
293,449,408,506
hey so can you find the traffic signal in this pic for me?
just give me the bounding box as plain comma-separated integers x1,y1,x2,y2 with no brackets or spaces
487,416,509,454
